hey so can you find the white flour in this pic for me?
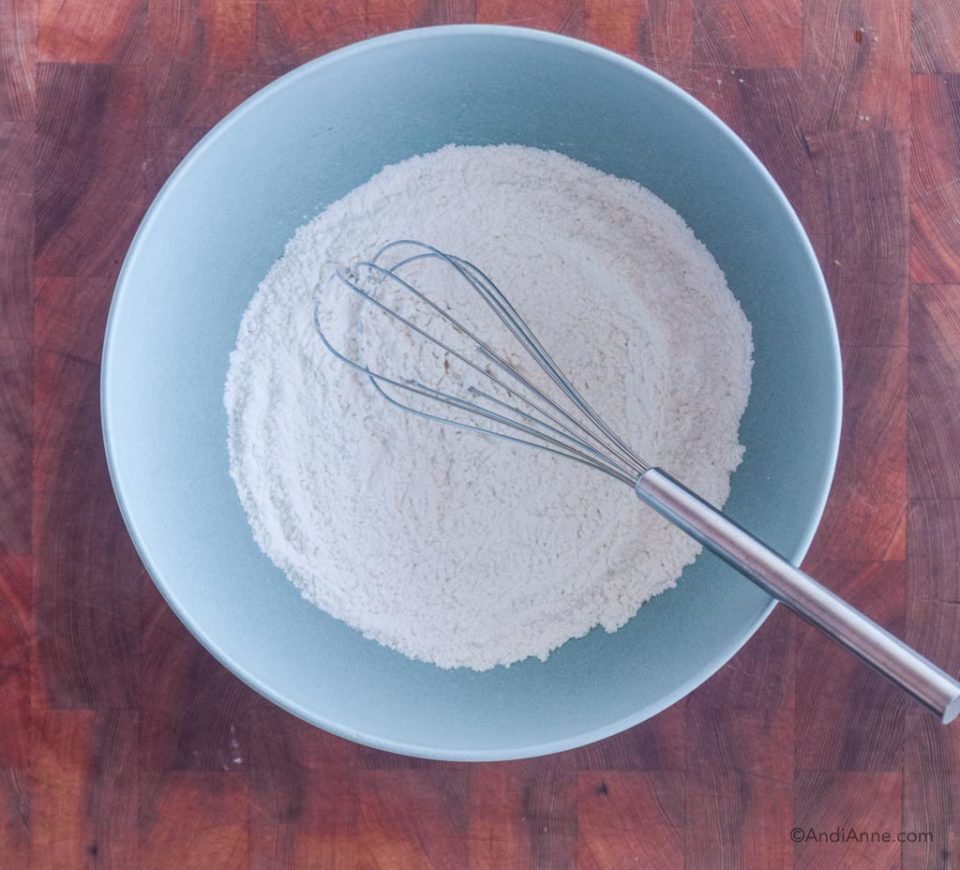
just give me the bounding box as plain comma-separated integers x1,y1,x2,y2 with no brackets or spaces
224,145,753,670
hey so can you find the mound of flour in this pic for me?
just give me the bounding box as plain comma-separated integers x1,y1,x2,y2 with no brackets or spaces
224,145,752,670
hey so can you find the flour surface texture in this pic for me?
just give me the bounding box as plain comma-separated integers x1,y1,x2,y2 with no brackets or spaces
224,145,753,670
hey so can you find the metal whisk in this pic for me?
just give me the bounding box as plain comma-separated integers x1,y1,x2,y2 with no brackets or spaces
315,239,960,724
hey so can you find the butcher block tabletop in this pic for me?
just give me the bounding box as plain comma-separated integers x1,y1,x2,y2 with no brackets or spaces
3,0,960,866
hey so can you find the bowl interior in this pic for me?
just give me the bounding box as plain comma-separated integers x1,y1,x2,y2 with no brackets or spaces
102,26,840,760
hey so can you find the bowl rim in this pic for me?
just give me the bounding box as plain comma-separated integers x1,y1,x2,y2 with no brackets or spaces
101,23,843,761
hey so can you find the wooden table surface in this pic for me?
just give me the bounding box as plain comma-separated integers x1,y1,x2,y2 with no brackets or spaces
2,0,960,866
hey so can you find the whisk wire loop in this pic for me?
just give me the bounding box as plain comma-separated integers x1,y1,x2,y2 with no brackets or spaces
378,242,647,476
313,240,649,485
313,271,636,481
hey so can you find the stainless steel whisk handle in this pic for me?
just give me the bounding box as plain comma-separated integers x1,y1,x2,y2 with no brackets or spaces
636,468,960,724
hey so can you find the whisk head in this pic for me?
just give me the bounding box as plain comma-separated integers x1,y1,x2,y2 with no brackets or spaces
314,240,649,485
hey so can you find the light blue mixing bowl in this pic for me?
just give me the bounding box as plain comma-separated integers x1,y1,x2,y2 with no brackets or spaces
102,25,841,760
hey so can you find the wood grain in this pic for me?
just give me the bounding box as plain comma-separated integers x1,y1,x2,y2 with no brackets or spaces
908,497,960,603
694,0,802,69
911,75,960,284
500,755,578,869
0,0,36,120
912,0,960,73
139,586,256,770
689,68,807,205
146,65,278,128
576,772,684,868
3,0,960,865
468,763,534,868
38,0,148,64
905,701,960,870
684,605,794,869
794,771,902,869
806,344,907,562
687,766,791,869
33,273,141,710
909,284,960,498
640,0,694,71
476,0,582,33
800,129,908,348
0,556,31,768
33,483,141,709
800,0,910,133
257,1,368,67
356,770,470,867
467,755,583,868
0,765,29,864
38,0,147,64
31,709,138,866
149,0,257,70
138,771,248,869
0,113,33,866
248,705,360,868
904,489,960,870
0,121,32,558
583,0,645,59
0,561,28,870
35,63,146,279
